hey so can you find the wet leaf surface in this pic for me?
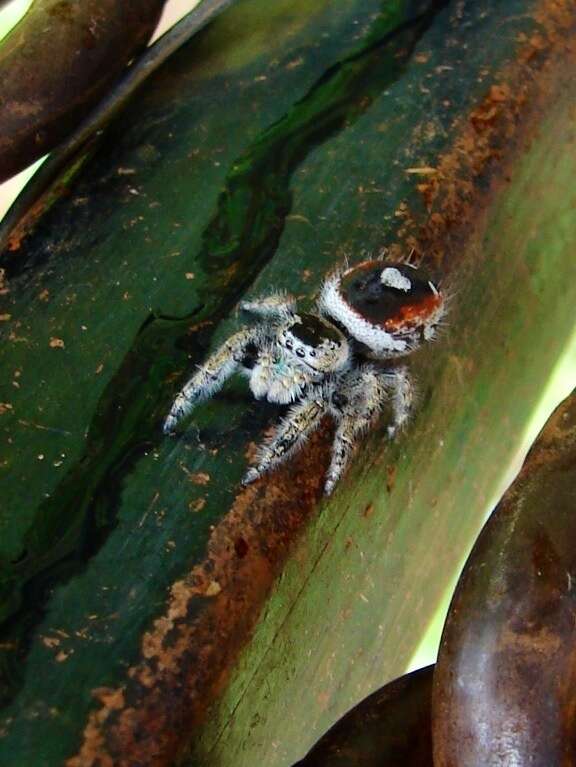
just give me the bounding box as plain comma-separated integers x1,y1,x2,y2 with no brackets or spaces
0,0,575,764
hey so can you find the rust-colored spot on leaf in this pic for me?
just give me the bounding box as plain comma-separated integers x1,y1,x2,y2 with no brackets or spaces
41,635,61,649
190,472,210,486
189,498,206,513
395,0,576,270
362,503,374,519
92,687,125,712
69,427,329,766
386,464,397,493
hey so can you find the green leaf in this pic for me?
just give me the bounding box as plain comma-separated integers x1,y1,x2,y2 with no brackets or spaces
0,0,575,764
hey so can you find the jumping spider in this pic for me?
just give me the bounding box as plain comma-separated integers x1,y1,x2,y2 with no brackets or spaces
164,260,445,495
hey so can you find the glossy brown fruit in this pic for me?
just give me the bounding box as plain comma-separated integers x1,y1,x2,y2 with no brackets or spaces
294,666,434,766
0,0,165,182
433,390,576,767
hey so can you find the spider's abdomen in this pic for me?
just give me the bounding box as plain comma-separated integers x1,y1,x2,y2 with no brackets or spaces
343,262,442,332
320,260,444,358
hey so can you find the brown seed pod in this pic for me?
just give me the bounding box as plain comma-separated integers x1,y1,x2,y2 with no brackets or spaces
293,665,434,766
433,389,576,767
0,0,166,182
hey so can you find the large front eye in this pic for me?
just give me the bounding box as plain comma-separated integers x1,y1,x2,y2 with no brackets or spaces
285,339,293,350
296,348,305,358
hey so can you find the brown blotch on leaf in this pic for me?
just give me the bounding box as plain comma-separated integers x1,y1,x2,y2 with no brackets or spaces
395,1,576,270
68,425,330,766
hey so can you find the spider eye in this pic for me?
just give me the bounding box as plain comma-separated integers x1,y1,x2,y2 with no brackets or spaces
296,348,305,358
285,339,293,350
309,350,316,357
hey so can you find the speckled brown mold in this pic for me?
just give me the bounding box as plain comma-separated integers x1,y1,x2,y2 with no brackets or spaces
390,0,576,271
67,427,330,767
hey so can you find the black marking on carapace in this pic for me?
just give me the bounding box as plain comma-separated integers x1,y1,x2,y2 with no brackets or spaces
341,262,438,326
240,341,259,370
291,314,343,347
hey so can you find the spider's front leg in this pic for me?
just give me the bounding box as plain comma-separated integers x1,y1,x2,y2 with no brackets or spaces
242,396,326,486
164,327,257,433
383,365,414,439
240,291,297,319
324,368,387,496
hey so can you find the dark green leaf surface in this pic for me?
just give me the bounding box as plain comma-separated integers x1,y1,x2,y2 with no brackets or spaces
0,0,575,764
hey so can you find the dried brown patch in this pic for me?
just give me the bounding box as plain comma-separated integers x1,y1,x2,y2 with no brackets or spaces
190,471,210,486
67,426,330,766
362,503,374,519
394,0,576,270
386,464,397,493
189,497,206,513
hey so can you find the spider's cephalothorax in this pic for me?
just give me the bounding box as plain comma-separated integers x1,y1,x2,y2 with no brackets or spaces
278,313,351,374
164,260,445,495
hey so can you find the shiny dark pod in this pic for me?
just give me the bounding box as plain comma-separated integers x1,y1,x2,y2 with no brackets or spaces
293,665,434,766
433,389,576,767
0,0,166,182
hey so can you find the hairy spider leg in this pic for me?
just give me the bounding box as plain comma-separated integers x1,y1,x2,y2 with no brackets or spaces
324,368,387,496
242,397,326,486
383,365,414,438
163,327,258,433
240,292,297,319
